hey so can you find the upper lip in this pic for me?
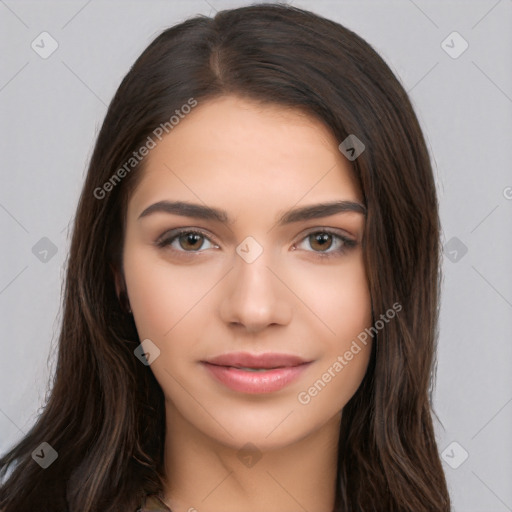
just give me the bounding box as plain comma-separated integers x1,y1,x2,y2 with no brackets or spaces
203,352,310,369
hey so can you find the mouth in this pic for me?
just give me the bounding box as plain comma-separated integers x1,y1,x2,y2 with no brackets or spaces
200,352,313,394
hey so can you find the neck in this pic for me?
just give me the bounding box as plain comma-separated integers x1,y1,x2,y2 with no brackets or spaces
161,400,341,512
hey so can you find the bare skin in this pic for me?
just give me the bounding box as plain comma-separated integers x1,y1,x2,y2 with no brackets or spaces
118,95,373,512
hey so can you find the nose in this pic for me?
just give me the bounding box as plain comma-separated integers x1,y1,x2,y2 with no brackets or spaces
219,250,293,334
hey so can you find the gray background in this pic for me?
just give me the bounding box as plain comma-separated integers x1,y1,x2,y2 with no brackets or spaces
1,0,511,510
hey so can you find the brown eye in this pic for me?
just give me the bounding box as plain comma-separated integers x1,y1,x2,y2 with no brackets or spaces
308,232,334,252
295,229,357,258
177,232,205,251
156,229,217,253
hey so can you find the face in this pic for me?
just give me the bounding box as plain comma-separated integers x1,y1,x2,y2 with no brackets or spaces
120,95,373,451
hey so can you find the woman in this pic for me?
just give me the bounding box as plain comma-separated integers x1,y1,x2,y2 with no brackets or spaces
0,3,451,511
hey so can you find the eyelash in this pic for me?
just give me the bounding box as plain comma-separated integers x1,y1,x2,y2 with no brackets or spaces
155,228,357,259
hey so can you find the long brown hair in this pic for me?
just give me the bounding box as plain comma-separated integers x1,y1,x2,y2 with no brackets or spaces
0,3,450,511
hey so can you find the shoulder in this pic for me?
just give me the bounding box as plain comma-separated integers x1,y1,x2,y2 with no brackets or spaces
137,493,172,511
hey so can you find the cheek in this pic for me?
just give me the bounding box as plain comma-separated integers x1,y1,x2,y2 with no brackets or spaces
122,246,222,342
286,253,373,403
284,251,372,341
294,269,373,418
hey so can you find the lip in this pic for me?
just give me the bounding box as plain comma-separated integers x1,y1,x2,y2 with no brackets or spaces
204,352,309,369
201,352,312,394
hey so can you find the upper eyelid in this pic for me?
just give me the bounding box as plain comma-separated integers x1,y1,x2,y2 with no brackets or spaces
156,228,218,247
299,226,355,240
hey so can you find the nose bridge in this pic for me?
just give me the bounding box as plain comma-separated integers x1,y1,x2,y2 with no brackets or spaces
234,243,278,310
220,238,292,331
236,249,273,299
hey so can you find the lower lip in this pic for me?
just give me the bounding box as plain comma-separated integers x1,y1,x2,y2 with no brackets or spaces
202,362,311,394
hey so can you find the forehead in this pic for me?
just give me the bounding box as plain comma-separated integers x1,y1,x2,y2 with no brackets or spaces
128,95,363,217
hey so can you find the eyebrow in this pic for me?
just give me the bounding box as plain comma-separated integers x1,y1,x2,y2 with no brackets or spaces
137,199,366,226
